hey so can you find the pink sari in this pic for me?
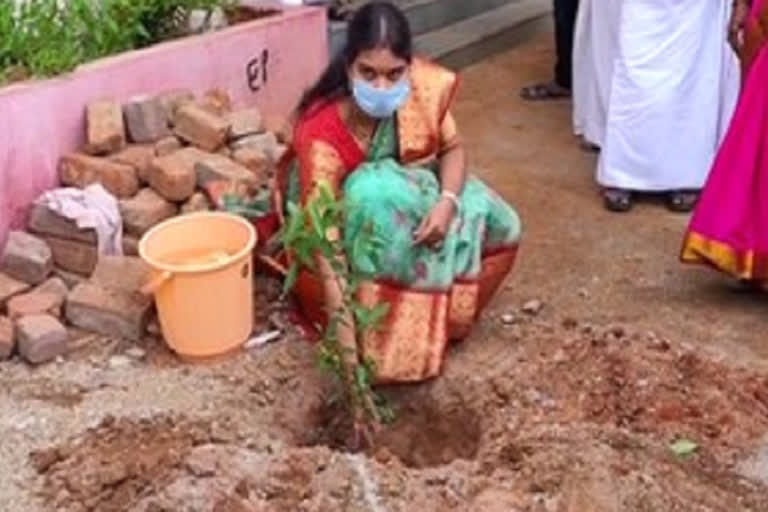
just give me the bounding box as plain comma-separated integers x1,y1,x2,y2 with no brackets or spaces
681,0,768,280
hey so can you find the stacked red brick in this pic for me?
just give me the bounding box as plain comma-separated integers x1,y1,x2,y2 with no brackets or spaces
0,88,290,364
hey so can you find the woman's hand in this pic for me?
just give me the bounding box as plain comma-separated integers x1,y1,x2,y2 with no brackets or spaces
414,198,455,247
729,0,749,52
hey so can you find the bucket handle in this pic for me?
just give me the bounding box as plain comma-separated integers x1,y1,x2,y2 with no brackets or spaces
141,271,173,296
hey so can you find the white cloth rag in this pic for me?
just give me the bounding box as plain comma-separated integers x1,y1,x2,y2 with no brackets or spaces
35,184,124,255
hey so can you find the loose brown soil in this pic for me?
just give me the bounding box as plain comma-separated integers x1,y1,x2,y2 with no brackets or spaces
30,316,768,511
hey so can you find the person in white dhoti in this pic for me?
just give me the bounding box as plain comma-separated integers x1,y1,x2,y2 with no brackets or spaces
572,0,621,150
591,0,740,212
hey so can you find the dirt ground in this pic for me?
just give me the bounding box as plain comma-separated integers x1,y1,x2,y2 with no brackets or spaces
2,35,768,512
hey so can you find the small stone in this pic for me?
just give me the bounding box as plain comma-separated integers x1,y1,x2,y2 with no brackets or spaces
108,354,133,368
125,346,146,359
29,447,62,473
147,318,162,337
501,313,517,326
16,314,68,364
1,231,53,284
553,349,568,364
90,256,151,294
522,299,543,316
154,136,184,157
230,132,278,159
0,316,14,359
156,89,195,125
59,153,139,199
646,332,670,352
525,388,555,409
7,291,63,319
195,153,258,190
0,273,31,307
577,288,589,298
85,99,126,155
174,104,230,151
181,192,212,214
110,144,156,183
147,147,208,201
28,204,97,244
227,108,264,139
119,188,178,236
562,317,578,329
124,96,171,143
232,146,271,183
184,447,219,477
44,237,97,276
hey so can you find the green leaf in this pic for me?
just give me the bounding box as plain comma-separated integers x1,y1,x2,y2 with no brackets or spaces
368,303,390,326
354,365,371,391
307,202,324,239
282,263,299,296
669,439,699,457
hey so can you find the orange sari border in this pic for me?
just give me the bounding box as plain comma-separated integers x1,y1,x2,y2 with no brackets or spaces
681,231,768,281
396,57,460,164
293,246,519,383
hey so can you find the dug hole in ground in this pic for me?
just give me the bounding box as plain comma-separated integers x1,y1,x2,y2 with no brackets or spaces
2,36,768,512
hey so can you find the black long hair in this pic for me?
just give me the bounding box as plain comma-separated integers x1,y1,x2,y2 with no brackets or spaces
297,2,413,115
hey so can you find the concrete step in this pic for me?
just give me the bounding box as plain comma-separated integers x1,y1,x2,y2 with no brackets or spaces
329,0,551,69
394,0,514,36
415,0,551,69
330,0,534,55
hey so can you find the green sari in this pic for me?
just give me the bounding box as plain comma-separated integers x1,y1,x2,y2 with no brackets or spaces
335,117,521,290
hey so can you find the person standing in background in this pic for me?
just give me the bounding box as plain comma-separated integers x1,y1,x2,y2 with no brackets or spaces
596,0,739,212
682,0,768,286
571,0,621,151
520,0,579,101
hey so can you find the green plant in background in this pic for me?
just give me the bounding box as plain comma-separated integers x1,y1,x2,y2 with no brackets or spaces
281,182,395,448
0,0,238,84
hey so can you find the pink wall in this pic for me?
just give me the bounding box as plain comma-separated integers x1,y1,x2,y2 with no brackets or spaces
0,6,327,248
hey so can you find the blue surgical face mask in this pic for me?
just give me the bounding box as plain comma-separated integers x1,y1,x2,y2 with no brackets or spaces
352,77,411,119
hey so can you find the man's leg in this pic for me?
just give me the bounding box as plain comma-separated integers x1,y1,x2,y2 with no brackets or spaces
554,0,579,89
521,0,579,100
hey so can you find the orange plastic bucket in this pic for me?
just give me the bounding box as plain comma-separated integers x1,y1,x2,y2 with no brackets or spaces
138,212,257,359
